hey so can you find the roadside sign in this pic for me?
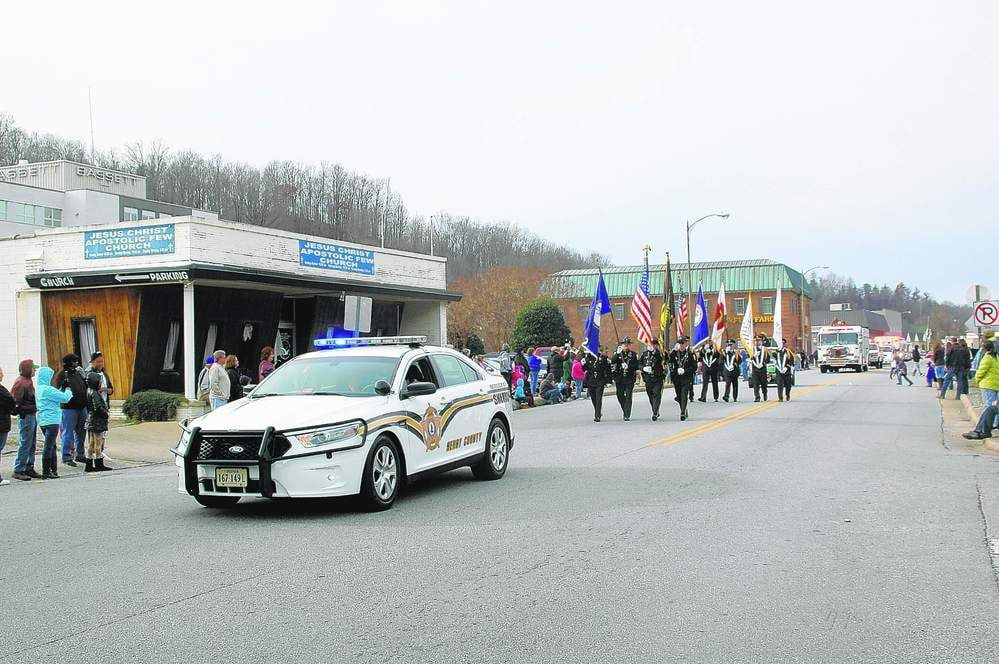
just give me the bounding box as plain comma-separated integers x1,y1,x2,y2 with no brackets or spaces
344,295,373,334
974,301,999,327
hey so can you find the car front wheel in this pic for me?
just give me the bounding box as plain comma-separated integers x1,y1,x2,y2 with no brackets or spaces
472,418,509,481
361,436,401,511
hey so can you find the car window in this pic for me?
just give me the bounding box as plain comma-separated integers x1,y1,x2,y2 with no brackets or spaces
403,357,439,388
457,359,482,383
431,354,471,388
253,355,400,397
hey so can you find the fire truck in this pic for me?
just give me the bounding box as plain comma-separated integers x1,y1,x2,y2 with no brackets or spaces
814,324,870,373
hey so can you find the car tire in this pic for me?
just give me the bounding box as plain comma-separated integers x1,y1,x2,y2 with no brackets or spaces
472,418,509,481
361,436,401,511
194,495,240,508
820,366,827,374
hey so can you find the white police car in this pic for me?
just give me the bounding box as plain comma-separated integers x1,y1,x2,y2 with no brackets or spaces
173,336,514,510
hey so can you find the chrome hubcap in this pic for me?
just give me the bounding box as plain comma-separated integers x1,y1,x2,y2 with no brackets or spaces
372,446,397,500
489,426,507,471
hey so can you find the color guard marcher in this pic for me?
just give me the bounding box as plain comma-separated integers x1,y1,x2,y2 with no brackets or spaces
611,337,640,421
697,341,721,402
669,336,697,421
750,335,770,402
722,340,742,403
774,338,794,402
583,346,613,422
639,338,666,421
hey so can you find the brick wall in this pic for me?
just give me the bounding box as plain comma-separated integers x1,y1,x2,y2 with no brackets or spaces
560,290,814,351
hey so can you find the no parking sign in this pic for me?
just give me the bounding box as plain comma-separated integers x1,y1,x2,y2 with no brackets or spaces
974,301,999,327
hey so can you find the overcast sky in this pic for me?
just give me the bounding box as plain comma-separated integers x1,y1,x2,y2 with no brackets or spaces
4,0,996,303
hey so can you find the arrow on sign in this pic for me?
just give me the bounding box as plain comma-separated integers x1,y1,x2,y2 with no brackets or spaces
114,274,150,283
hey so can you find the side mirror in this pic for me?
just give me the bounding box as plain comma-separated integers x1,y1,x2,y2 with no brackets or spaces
374,380,392,396
401,381,437,398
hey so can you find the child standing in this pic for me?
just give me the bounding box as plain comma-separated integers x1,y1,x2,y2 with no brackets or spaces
926,360,936,388
84,372,113,472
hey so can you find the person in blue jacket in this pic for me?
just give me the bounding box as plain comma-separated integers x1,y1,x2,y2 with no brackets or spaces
36,366,73,479
527,348,542,395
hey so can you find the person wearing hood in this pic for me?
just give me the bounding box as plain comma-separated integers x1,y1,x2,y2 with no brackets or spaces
56,353,89,466
0,365,17,486
10,359,40,481
497,343,513,391
36,366,73,479
84,372,112,472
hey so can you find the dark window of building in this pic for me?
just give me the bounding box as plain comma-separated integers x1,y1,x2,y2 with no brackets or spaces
612,303,626,320
71,318,98,362
761,297,775,315
203,322,222,361
123,206,139,221
734,298,747,315
578,305,590,319
162,320,181,371
141,210,156,220
791,298,798,315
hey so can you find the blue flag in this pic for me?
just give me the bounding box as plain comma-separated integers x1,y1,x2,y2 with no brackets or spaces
583,272,612,355
692,285,710,347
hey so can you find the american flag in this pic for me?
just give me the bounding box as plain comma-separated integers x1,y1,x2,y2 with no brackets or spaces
631,263,654,345
675,285,687,339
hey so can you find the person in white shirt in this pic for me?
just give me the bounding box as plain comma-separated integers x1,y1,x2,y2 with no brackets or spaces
208,350,231,410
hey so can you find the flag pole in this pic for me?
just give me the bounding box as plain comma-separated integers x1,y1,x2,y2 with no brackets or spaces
602,268,622,345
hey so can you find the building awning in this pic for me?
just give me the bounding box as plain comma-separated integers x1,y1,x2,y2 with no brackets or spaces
25,262,462,302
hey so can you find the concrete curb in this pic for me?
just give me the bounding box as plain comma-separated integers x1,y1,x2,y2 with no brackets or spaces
960,393,979,423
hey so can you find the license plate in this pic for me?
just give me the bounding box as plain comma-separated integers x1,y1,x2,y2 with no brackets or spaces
215,467,248,488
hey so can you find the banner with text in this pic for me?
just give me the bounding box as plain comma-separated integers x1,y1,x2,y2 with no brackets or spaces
299,240,376,275
84,224,176,260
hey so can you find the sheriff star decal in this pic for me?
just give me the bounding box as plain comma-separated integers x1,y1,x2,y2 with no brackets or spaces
418,405,444,451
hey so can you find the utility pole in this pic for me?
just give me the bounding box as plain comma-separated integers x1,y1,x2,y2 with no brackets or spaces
799,266,828,354
685,213,729,334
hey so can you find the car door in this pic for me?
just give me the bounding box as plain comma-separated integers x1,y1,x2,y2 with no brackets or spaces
429,353,490,465
393,354,449,473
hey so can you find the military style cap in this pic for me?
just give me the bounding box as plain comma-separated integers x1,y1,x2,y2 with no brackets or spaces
622,336,632,344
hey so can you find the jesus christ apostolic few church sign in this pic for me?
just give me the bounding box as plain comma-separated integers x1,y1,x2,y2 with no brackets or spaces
298,240,375,275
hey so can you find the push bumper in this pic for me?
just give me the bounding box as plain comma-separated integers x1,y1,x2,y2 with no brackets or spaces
175,426,367,499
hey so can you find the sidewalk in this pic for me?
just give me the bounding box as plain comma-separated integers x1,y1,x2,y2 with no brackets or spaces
1,421,179,482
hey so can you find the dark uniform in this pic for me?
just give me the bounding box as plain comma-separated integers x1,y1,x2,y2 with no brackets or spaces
611,340,640,421
583,350,613,421
668,341,698,420
750,342,770,402
697,344,721,402
721,344,742,402
774,345,794,401
639,343,666,420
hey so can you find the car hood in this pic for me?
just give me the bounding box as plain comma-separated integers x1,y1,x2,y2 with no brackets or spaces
191,394,381,432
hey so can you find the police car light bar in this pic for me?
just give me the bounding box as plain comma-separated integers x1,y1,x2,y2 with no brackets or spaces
313,335,428,349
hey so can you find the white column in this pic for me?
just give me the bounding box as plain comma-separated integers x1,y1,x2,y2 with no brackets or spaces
183,283,196,400
437,301,448,346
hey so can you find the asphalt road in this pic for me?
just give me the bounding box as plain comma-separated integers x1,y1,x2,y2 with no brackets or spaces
2,369,998,663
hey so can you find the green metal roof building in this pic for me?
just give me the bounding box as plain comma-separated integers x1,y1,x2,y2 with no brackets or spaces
543,259,813,299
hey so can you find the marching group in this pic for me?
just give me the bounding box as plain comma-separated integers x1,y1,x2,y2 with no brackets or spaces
0,352,114,486
494,333,800,422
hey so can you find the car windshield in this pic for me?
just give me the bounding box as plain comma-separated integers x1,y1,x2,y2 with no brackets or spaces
819,333,859,345
251,355,400,397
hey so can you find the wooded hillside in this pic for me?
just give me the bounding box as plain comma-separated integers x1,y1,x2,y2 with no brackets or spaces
0,114,605,280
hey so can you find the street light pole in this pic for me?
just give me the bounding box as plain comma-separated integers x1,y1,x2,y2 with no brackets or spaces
799,265,828,355
685,213,729,336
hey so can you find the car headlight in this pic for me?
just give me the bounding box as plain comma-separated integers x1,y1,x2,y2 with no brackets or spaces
288,421,366,450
